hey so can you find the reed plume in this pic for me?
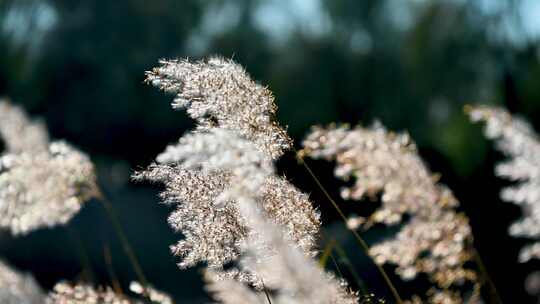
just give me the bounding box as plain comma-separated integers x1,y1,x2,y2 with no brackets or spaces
302,123,479,303
0,100,98,235
135,57,320,285
145,57,292,160
129,281,173,304
46,281,172,304
172,129,358,303
468,105,540,262
46,282,130,304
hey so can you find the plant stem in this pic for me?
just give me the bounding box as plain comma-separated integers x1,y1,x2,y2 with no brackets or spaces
96,189,150,295
261,279,273,304
297,155,403,304
319,238,336,268
103,243,124,295
329,252,345,280
472,247,503,304
332,239,370,296
320,233,369,296
66,226,95,283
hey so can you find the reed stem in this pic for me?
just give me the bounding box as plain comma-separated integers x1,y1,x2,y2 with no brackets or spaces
472,247,503,304
103,243,124,295
66,226,95,283
297,154,403,304
95,188,150,296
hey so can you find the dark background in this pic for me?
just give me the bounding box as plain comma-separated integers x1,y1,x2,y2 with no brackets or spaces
1,0,540,302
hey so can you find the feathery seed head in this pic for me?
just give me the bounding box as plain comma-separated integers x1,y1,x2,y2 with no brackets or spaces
140,128,352,302
0,101,98,235
47,281,172,304
468,105,540,262
175,130,356,303
129,281,173,304
145,57,292,160
0,141,98,235
134,130,320,279
369,212,475,286
155,129,273,198
138,58,320,283
302,123,459,224
139,57,336,301
47,282,131,304
302,123,477,301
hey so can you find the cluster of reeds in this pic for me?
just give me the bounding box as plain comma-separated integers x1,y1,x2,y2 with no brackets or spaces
0,56,538,303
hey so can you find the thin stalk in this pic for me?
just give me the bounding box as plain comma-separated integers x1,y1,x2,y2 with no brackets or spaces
297,154,403,304
317,237,346,281
332,239,369,296
320,233,369,295
472,247,503,304
328,252,345,280
103,243,124,295
95,189,150,296
319,239,336,268
261,279,273,304
66,226,95,283
464,105,505,303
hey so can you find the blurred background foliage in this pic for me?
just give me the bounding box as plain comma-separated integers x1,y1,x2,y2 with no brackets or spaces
1,0,540,302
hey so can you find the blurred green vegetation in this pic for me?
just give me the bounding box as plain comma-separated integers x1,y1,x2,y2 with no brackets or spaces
1,0,540,302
